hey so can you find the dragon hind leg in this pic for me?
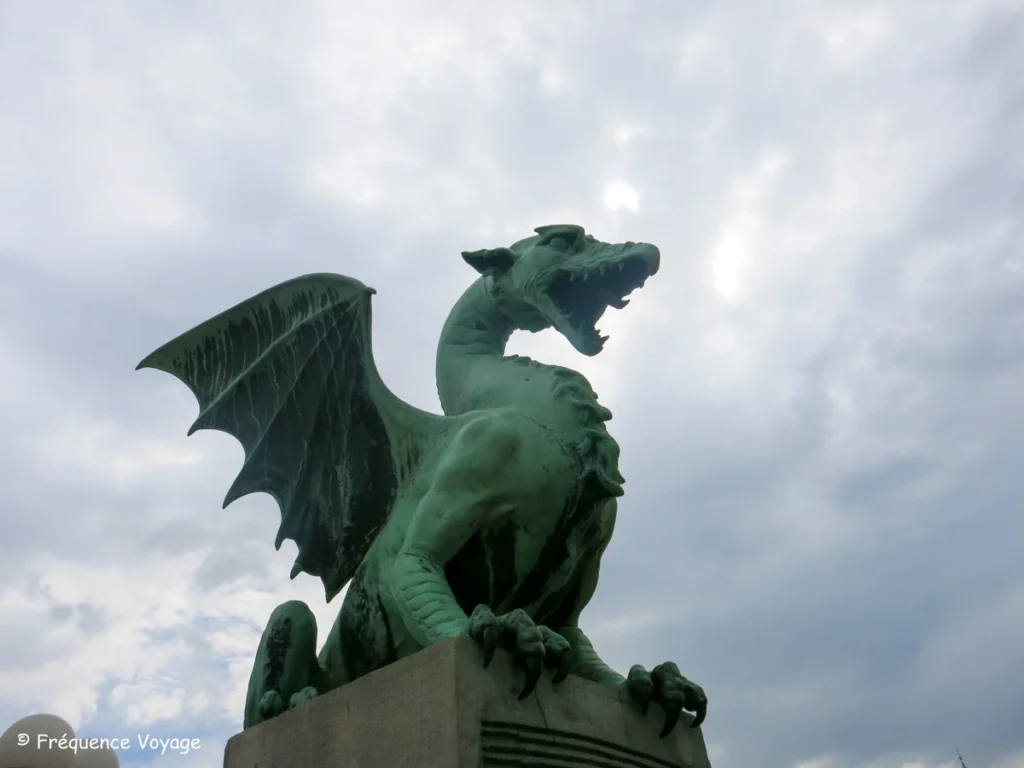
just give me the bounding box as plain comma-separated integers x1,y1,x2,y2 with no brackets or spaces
243,600,328,729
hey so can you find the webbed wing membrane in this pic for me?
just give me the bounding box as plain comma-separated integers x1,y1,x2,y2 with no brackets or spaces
137,274,447,601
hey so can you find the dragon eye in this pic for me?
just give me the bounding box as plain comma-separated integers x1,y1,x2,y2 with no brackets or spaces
546,237,570,251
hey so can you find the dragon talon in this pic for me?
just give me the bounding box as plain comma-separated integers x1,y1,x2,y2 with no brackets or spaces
482,625,498,667
538,626,572,685
660,710,681,738
552,657,571,684
519,656,542,699
643,661,708,735
624,664,654,715
690,695,708,728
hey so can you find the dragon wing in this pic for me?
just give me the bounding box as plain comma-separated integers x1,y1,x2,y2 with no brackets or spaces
137,273,448,601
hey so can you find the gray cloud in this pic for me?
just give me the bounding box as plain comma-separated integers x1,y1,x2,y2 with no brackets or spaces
0,1,1021,767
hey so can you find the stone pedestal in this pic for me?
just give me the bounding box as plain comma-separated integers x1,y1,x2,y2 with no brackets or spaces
224,636,712,767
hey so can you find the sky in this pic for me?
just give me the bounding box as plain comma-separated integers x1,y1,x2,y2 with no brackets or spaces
0,1,1022,767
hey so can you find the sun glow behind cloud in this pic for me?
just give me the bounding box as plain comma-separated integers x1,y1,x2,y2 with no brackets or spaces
709,151,789,302
603,180,640,212
711,228,749,302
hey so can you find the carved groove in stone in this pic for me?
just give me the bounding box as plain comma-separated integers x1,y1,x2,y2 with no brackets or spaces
481,720,683,768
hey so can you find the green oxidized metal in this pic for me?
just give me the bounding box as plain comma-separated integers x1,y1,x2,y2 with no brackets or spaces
138,225,707,735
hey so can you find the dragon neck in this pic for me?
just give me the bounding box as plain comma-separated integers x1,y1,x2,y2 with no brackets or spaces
435,277,625,496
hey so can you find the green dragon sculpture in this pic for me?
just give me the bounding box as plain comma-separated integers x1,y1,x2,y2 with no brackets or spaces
137,224,708,736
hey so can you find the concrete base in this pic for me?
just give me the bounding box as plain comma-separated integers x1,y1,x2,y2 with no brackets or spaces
223,636,713,767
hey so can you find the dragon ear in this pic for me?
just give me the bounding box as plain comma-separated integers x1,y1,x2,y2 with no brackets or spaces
461,247,517,275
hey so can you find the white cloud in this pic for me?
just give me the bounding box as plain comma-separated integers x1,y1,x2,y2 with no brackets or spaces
823,8,893,67
795,757,838,768
995,750,1024,768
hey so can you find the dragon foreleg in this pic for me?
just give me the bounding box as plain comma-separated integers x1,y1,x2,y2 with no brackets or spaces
558,507,709,733
392,550,470,643
389,413,576,697
390,414,522,644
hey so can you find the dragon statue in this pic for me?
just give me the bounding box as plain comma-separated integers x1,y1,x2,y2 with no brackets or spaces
138,224,708,737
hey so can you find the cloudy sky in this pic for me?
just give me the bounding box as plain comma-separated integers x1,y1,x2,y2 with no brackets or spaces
1,1,1022,766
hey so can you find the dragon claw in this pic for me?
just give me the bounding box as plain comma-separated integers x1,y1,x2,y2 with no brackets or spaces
622,662,707,736
538,625,572,685
467,605,572,698
288,686,319,710
468,604,500,666
481,625,498,667
519,656,543,699
499,609,546,698
257,690,284,721
550,654,572,685
659,709,681,738
626,664,653,715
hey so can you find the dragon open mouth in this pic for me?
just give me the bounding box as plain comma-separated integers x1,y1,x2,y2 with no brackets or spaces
546,252,656,354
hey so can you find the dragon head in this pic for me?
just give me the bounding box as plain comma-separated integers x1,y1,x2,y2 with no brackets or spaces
462,224,660,356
